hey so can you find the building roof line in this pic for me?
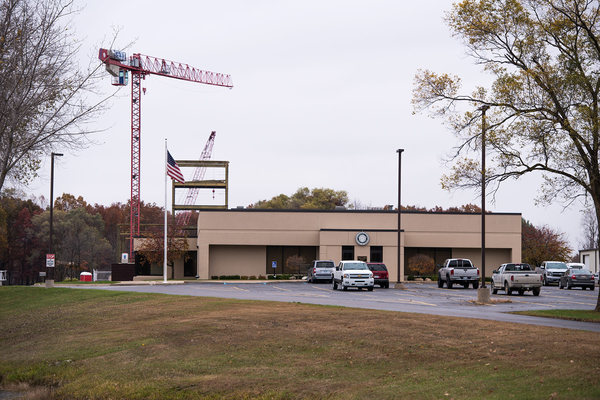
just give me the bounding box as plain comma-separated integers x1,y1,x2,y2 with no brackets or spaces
200,209,522,216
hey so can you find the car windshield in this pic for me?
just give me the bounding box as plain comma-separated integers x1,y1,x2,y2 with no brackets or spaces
571,269,592,275
343,263,368,270
367,264,387,271
547,262,567,269
315,261,334,268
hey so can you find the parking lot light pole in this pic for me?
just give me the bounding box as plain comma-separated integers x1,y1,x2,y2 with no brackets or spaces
479,106,489,288
397,148,404,284
477,105,491,304
47,152,63,288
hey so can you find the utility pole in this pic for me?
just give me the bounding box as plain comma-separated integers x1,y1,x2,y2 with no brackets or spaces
478,106,490,303
47,152,63,287
397,148,404,284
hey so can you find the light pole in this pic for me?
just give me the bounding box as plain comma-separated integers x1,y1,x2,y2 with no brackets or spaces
397,148,404,284
47,152,63,287
477,105,491,303
479,106,488,288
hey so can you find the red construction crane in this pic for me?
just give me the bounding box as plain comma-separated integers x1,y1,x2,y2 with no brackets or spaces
175,131,216,226
98,49,232,260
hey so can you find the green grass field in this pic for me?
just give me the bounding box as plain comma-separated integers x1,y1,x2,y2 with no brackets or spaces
513,309,600,323
1,287,599,399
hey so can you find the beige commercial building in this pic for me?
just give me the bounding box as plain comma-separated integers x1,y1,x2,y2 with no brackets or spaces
152,209,521,281
579,248,600,274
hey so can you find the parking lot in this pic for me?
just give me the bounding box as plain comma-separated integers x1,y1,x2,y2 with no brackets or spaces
76,281,600,332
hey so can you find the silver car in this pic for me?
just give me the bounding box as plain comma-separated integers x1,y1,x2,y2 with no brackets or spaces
307,260,335,283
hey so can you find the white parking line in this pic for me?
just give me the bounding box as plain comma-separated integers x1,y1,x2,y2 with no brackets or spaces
508,299,558,308
310,285,333,293
271,285,291,292
360,293,437,307
381,298,438,307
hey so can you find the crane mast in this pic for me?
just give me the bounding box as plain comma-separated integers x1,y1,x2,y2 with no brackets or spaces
98,49,232,260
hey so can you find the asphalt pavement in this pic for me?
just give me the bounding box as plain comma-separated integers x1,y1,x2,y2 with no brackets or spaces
69,281,600,332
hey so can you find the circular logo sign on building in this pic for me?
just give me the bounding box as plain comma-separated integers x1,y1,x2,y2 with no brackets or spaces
355,231,370,246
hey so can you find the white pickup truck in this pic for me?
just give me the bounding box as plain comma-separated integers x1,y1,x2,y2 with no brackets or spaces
490,263,542,296
438,258,480,289
332,260,374,291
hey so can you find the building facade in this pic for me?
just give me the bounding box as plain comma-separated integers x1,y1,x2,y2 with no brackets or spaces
579,248,600,273
185,209,522,281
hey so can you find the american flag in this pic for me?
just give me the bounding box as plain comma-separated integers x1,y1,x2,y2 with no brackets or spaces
167,151,185,183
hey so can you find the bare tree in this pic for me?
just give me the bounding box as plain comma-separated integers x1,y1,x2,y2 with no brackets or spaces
580,205,598,250
413,0,600,311
0,0,112,191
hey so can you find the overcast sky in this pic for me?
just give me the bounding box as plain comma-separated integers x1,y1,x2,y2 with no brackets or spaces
20,0,587,250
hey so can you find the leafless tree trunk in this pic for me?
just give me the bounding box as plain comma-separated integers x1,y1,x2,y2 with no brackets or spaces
0,0,114,191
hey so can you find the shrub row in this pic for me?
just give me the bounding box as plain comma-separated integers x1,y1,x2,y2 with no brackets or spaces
210,275,267,280
209,274,304,280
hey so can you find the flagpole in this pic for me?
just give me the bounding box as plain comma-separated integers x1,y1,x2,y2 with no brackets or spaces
164,139,168,283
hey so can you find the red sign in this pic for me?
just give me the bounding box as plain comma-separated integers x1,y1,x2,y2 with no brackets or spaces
46,254,55,268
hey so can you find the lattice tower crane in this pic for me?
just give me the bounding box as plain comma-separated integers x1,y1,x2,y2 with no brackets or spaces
98,49,232,259
175,131,216,226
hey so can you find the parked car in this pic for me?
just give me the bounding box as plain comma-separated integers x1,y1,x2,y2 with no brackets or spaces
537,261,569,286
438,258,480,289
332,260,374,291
307,260,335,283
367,263,389,288
490,263,542,296
566,262,585,269
559,268,595,290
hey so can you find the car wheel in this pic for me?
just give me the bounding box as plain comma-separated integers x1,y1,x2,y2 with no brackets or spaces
532,287,540,296
368,286,373,291
438,275,444,288
473,281,479,289
567,281,572,290
558,280,563,289
518,289,524,296
543,276,548,286
342,285,348,291
447,276,453,289
591,285,595,291
491,284,498,295
332,280,338,290
504,281,512,295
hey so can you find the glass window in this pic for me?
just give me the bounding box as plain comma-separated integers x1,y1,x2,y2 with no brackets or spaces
449,259,473,268
343,262,368,270
546,262,567,269
266,246,317,274
404,247,452,277
370,246,383,263
342,246,354,260
572,269,592,275
315,261,335,268
367,263,387,271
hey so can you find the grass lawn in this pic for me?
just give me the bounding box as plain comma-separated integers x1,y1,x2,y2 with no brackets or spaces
1,287,599,400
513,309,600,323
53,280,114,285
